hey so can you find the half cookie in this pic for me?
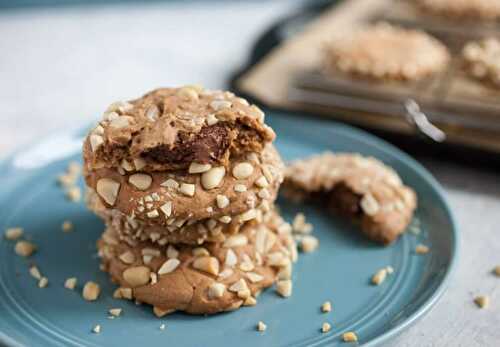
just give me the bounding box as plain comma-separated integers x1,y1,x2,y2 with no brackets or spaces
282,152,417,245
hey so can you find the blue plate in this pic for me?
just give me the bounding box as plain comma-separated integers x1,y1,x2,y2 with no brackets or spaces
0,112,458,347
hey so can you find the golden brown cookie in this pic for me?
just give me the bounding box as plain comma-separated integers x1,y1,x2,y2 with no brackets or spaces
83,86,275,173
84,144,283,226
415,0,500,20
87,188,273,246
98,208,297,315
324,23,450,82
282,152,417,245
462,37,500,88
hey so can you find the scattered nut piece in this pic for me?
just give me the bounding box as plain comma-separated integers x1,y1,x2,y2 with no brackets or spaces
360,193,380,216
38,277,48,288
166,245,179,259
61,221,73,232
415,244,430,254
29,266,42,280
4,227,23,240
474,295,489,309
493,266,500,277
119,251,136,265
234,184,247,193
65,277,77,290
223,234,248,248
15,240,36,257
321,322,331,333
92,325,101,334
232,162,254,180
160,179,179,189
257,321,267,332
300,235,319,253
276,280,292,297
322,301,332,313
133,158,146,171
153,307,175,318
160,201,172,217
216,195,230,209
371,268,388,285
109,308,122,317
255,176,269,188
66,186,82,202
343,331,358,342
159,324,166,330
83,281,101,301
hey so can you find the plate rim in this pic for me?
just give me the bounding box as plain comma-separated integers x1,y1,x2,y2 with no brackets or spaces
0,117,460,347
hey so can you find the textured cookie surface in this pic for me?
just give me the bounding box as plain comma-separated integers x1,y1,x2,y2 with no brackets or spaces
83,86,275,172
324,23,450,82
98,209,296,315
85,144,283,226
462,37,500,87
416,0,500,20
283,152,417,245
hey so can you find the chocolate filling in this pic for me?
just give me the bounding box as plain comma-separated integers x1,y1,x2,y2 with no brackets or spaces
141,123,231,165
326,184,362,218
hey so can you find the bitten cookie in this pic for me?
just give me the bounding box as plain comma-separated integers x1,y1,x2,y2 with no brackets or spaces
323,23,450,82
462,37,500,88
84,144,283,226
83,86,275,172
415,0,500,20
98,208,297,315
282,152,417,245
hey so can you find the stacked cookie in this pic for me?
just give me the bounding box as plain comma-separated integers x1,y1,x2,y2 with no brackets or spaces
83,86,296,315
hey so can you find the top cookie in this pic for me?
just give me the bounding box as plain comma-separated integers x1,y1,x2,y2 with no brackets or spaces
83,86,275,172
415,0,500,21
324,23,450,82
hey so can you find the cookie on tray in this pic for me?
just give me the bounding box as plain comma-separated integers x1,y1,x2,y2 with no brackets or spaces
84,144,284,226
97,208,297,315
83,86,275,173
415,0,500,21
462,37,500,88
282,152,417,245
323,23,450,82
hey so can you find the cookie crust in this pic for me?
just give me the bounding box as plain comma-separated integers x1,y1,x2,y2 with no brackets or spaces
416,0,500,20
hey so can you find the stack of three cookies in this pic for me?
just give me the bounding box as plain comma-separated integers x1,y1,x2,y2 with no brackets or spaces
83,86,297,315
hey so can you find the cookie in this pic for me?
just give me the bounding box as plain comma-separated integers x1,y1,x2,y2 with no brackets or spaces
87,188,270,246
324,23,450,82
462,37,500,88
83,86,275,173
84,144,283,226
97,208,297,315
282,152,417,245
415,0,500,21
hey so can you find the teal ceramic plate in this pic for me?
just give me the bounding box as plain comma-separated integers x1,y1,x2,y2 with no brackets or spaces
0,112,458,347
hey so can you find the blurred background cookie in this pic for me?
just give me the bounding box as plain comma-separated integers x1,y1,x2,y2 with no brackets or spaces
462,37,500,88
415,0,500,21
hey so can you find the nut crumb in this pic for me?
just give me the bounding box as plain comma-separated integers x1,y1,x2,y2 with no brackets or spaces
415,244,429,254
474,295,489,309
109,308,122,317
62,221,73,232
92,325,101,334
65,277,77,290
371,268,388,285
321,322,331,333
493,266,500,277
4,227,23,240
38,277,48,288
66,186,82,202
83,281,101,301
257,321,267,332
15,240,36,257
159,324,166,330
321,301,332,313
29,266,42,280
342,331,358,342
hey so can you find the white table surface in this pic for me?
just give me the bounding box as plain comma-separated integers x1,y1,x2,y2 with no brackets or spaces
1,2,499,346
